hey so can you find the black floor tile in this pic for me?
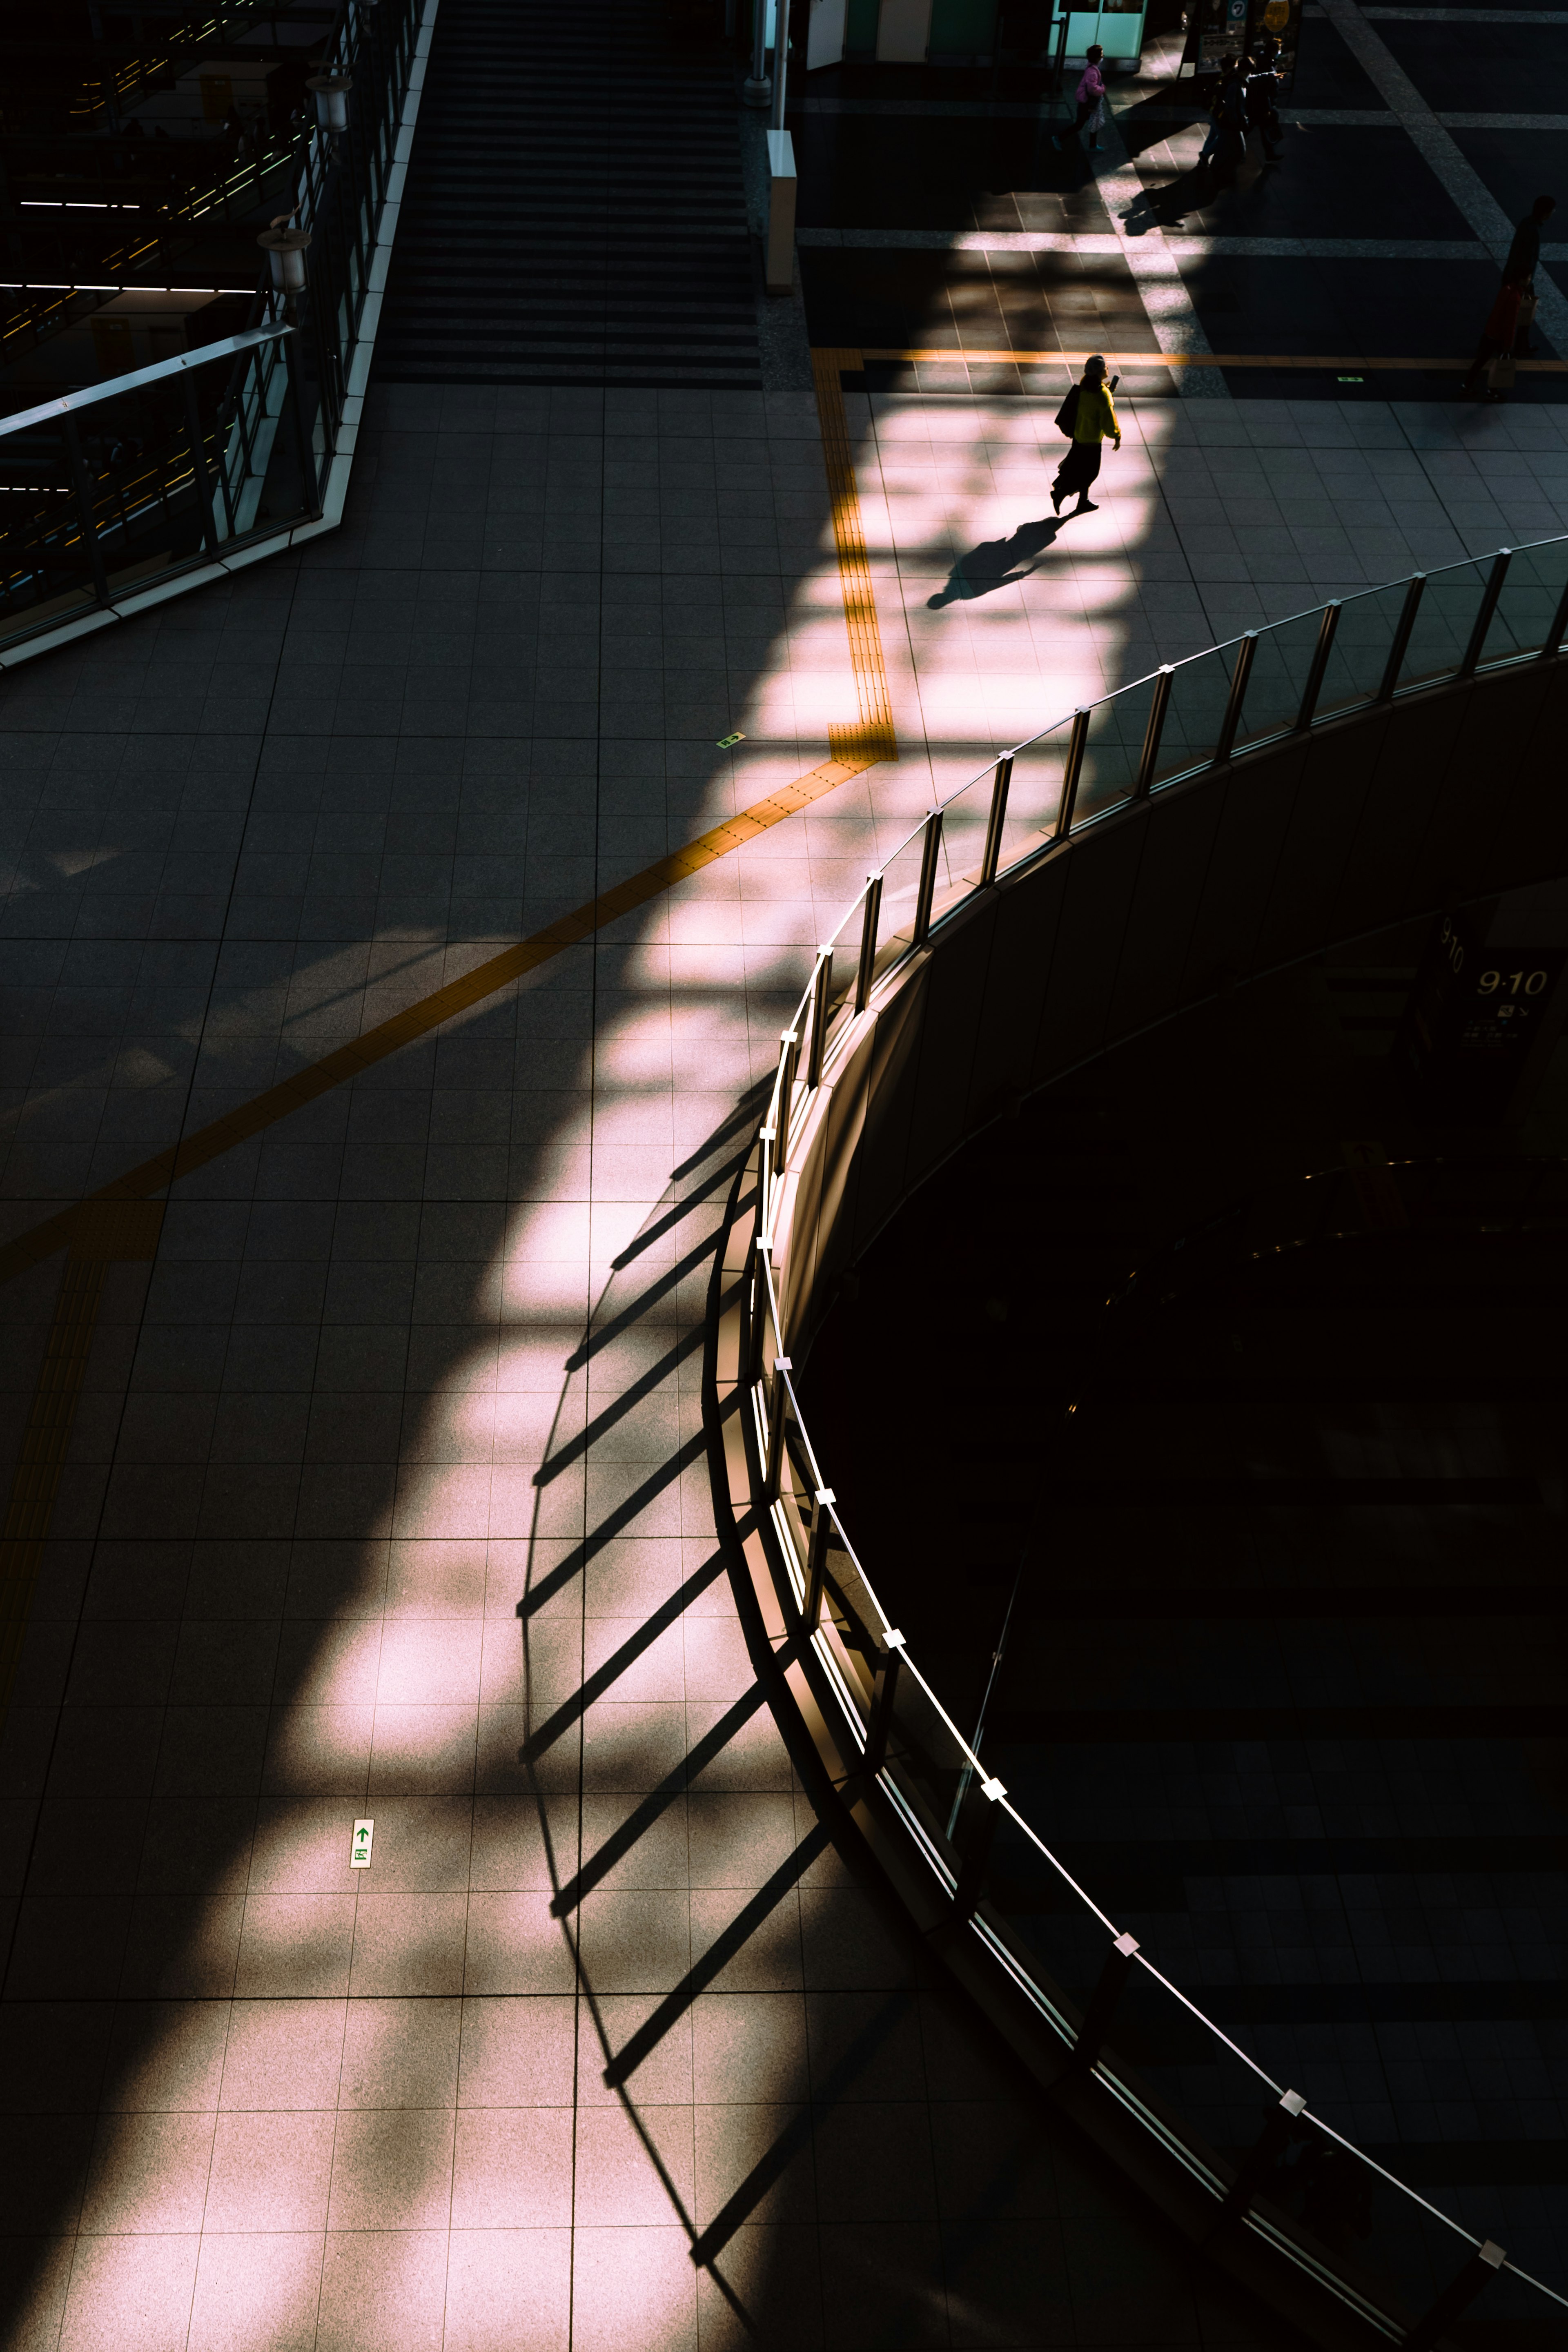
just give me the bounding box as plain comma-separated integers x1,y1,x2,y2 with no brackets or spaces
1127,124,1481,243
790,109,1112,232
1379,17,1568,112
800,247,1160,357
1181,254,1499,356
1275,18,1390,109
1448,127,1568,238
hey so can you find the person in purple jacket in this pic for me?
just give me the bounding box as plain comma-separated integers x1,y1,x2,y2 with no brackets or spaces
1053,45,1107,156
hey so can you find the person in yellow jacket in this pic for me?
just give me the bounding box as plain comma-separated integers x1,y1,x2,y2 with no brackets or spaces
1050,354,1121,517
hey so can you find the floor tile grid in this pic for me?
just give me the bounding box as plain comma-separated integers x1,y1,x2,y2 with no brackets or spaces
0,395,1029,2352
9,376,1568,2342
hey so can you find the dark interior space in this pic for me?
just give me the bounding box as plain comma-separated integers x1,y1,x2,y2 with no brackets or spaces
799,901,1568,2303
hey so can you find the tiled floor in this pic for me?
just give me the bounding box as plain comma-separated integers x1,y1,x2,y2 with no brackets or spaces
3,326,1568,2350
787,2,1568,399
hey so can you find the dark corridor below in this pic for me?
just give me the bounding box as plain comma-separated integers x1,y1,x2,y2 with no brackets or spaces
798,914,1568,2298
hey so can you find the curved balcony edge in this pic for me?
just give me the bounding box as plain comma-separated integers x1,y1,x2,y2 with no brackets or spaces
703,646,1568,2352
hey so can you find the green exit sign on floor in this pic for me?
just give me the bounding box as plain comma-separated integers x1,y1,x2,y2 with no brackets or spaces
351,1819,374,1868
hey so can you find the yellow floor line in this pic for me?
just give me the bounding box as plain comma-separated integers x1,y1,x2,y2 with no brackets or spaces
0,753,880,1290
0,1203,163,1706
812,346,900,763
852,346,1568,374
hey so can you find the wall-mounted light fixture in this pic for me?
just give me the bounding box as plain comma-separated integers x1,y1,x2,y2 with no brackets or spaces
306,72,353,133
258,214,311,299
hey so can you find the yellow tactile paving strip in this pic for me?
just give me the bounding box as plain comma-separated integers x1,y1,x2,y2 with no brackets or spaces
0,379,908,1702
0,753,882,1294
853,345,1568,373
812,345,900,763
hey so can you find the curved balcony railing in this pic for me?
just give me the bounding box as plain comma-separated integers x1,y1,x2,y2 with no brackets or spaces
735,535,1568,2348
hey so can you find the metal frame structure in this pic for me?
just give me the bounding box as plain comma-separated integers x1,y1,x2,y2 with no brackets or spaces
0,0,436,667
726,532,1568,2349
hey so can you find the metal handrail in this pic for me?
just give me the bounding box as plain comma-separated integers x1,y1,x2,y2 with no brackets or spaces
0,325,292,439
0,0,424,656
741,541,1568,2341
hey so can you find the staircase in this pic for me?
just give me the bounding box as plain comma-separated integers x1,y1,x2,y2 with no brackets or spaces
375,0,762,391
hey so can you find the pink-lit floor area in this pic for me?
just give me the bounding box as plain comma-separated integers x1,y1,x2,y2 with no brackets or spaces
2,378,1567,2352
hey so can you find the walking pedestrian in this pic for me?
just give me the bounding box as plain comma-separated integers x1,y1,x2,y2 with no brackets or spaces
1053,45,1107,156
1244,43,1283,163
1198,58,1248,184
1050,355,1121,516
1505,192,1555,355
1459,196,1555,392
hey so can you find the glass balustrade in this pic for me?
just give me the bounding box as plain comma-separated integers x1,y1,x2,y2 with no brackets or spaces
0,0,423,662
746,717,1568,2343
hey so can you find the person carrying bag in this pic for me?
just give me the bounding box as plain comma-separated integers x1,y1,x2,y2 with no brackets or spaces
1460,195,1556,396
1051,356,1121,516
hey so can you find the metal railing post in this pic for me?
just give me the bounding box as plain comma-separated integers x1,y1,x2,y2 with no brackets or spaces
912,808,942,948
59,414,111,607
802,1487,834,1631
1211,2090,1306,2232
1054,709,1090,839
952,1773,1006,1920
854,874,883,1013
181,378,220,555
283,325,318,514
764,1354,792,1502
863,1630,904,1774
1132,665,1174,799
1375,573,1425,702
1068,1931,1140,2071
1540,572,1568,661
979,754,1013,886
806,950,832,1089
1460,547,1512,676
747,1239,769,1385
1213,631,1256,764
777,1028,799,1149
1403,2242,1508,2352
1293,601,1341,731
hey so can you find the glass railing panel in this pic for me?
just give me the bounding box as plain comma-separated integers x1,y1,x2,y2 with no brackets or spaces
985,1807,1114,2004
1481,535,1568,664
1232,607,1335,743
1232,609,1325,749
1278,2123,1490,2330
0,332,313,655
1400,552,1488,689
1314,578,1410,719
85,402,216,592
1076,672,1157,822
998,713,1075,872
0,424,99,636
869,817,933,972
1150,641,1235,787
931,766,993,920
884,1657,969,1846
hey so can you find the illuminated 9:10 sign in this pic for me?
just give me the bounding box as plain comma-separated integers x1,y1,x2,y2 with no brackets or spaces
1477,968,1549,997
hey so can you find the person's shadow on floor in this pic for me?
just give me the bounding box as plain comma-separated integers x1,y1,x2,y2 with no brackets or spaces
928,516,1065,607
1120,165,1213,232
